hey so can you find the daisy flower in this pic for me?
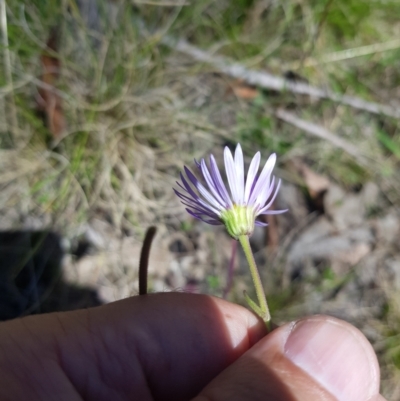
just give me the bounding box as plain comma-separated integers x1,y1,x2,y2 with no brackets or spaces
174,143,287,240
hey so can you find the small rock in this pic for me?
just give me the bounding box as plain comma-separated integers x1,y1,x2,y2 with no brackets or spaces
385,259,400,290
324,184,346,218
360,182,380,210
332,242,371,275
375,211,399,244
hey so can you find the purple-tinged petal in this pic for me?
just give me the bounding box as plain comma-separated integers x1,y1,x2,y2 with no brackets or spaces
181,201,219,219
200,159,227,207
248,153,276,206
257,179,282,214
249,175,258,200
174,189,204,210
186,209,222,225
186,208,208,222
256,175,276,210
224,146,239,204
244,151,260,203
194,159,201,169
178,174,200,201
234,144,244,204
255,220,268,227
174,185,207,210
210,155,232,208
174,189,220,217
259,209,288,215
184,167,223,212
174,188,195,203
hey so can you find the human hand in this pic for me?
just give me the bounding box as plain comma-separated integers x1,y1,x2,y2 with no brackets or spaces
0,293,386,401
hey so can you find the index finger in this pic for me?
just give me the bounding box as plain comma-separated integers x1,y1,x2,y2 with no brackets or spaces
7,293,266,401
88,293,267,400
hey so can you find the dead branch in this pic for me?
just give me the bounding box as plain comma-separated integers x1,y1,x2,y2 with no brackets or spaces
165,37,400,119
275,108,362,160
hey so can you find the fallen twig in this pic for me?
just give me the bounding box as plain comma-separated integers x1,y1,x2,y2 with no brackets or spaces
164,37,400,119
275,108,363,160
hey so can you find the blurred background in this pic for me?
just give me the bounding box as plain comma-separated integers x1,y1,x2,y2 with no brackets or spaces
1,0,400,396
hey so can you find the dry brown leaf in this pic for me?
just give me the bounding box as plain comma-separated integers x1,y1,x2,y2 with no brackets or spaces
37,28,66,139
290,159,330,212
232,81,259,99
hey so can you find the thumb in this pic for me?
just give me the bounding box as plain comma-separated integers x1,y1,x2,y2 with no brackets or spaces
193,315,385,401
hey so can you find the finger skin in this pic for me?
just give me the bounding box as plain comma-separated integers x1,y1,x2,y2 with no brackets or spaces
0,295,386,401
193,316,386,401
0,293,266,401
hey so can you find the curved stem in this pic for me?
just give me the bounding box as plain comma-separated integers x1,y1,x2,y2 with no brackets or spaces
238,235,271,328
139,226,157,295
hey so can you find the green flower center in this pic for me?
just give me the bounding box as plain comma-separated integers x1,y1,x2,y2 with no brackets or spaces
220,205,256,239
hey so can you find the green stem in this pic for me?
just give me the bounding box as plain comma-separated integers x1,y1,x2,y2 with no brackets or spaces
238,235,271,328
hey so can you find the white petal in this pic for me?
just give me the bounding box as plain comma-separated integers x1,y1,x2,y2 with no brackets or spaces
234,144,244,204
185,167,223,214
256,175,276,209
175,188,221,216
200,159,227,207
244,151,260,203
248,153,276,206
259,209,288,215
210,155,233,208
224,146,239,204
196,181,224,212
257,179,282,214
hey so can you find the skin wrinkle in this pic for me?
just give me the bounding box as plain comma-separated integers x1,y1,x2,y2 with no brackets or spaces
50,327,83,401
44,312,87,400
73,309,95,400
134,298,220,401
88,311,136,401
90,325,117,399
54,307,143,401
120,321,155,401
0,322,33,388
126,300,173,377
16,319,56,393
0,351,42,400
0,318,80,401
88,309,131,400
123,322,155,401
55,309,103,400
50,312,89,397
98,302,157,401
55,312,69,337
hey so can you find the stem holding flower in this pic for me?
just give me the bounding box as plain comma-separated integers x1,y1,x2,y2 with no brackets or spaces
238,235,271,330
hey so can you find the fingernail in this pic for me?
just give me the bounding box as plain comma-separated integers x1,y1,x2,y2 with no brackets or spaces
284,316,379,401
